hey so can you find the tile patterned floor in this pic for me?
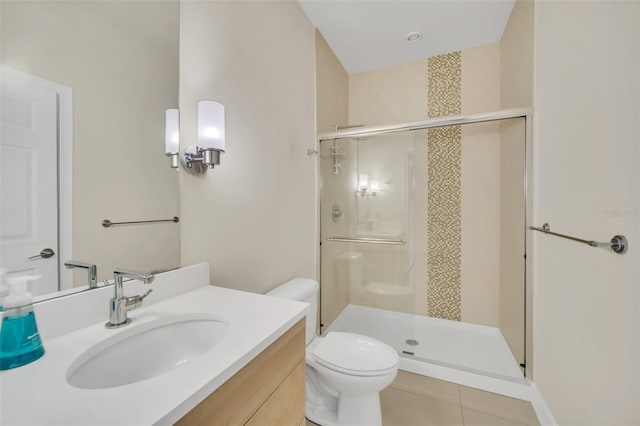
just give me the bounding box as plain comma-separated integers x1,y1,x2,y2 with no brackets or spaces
306,371,540,426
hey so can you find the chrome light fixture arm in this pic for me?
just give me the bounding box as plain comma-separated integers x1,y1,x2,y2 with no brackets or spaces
181,146,222,175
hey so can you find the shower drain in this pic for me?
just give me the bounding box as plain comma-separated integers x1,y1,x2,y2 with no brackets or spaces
405,339,419,346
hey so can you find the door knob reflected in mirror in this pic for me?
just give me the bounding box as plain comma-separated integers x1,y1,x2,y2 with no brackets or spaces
28,248,55,261
332,205,343,222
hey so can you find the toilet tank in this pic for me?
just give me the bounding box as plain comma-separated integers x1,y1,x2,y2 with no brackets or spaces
266,278,318,345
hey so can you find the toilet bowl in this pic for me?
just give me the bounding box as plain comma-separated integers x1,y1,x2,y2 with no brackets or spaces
267,278,399,426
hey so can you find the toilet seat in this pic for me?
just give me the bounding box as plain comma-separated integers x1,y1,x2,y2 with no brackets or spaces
312,332,399,377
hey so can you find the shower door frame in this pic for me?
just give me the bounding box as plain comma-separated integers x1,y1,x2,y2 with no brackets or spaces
317,107,534,379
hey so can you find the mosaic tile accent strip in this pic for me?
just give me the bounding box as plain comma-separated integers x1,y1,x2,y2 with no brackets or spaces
427,51,462,321
427,52,462,118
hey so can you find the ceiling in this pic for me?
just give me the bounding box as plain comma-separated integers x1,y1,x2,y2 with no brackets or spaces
298,0,515,74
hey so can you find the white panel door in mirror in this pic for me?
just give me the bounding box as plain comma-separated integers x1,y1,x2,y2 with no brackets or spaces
1,76,58,296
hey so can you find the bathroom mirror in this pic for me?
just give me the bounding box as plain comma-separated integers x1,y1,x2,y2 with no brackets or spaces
0,1,180,299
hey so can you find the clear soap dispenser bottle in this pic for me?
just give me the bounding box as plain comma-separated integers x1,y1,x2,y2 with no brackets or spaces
0,275,45,370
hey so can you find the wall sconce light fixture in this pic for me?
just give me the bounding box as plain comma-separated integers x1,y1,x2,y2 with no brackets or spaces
165,109,180,169
355,174,387,198
358,174,369,195
181,101,225,175
357,174,377,197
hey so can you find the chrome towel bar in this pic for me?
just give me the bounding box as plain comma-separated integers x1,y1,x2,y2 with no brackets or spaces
327,236,406,245
529,223,628,254
102,216,179,228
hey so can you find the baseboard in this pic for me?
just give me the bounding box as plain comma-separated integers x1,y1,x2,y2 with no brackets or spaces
528,382,558,426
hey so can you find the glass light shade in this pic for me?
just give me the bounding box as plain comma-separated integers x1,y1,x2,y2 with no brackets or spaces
359,174,369,191
198,101,225,152
165,109,179,154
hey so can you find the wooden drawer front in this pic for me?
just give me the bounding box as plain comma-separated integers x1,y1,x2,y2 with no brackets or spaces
177,319,305,426
246,360,305,426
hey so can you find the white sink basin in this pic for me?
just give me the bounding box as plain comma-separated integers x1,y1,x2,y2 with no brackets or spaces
66,313,229,389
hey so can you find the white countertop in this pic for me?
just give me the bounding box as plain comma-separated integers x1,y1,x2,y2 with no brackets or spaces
0,266,308,425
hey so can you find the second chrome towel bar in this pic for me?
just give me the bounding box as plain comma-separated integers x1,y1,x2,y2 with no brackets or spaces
102,216,179,228
529,223,628,255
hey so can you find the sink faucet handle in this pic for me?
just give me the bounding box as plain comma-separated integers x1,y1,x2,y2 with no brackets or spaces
124,289,153,312
106,270,156,329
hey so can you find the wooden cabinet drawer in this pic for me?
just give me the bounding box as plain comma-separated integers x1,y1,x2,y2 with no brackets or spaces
246,360,305,426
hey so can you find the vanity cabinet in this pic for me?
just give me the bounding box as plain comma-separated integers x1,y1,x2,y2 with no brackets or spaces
177,319,306,426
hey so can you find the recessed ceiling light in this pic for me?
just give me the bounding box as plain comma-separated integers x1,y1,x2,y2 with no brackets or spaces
406,31,422,43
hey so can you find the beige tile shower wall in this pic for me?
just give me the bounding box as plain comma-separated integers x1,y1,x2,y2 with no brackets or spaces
348,44,501,323
460,44,501,326
319,140,356,328
460,123,500,327
316,30,350,327
179,1,316,294
533,1,639,424
498,0,533,369
354,132,415,314
349,58,428,126
497,119,525,366
349,59,429,316
1,1,180,283
412,133,429,317
319,139,358,328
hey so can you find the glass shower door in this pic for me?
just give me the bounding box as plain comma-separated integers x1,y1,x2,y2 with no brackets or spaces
319,132,415,331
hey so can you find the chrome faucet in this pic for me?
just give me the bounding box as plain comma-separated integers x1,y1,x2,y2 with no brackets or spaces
105,269,154,329
64,261,97,288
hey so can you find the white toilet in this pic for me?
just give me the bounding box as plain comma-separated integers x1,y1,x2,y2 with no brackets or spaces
267,278,399,426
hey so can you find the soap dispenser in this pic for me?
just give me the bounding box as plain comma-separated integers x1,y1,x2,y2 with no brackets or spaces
0,275,45,370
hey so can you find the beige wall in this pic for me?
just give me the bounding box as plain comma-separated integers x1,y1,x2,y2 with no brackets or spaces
498,0,533,370
316,31,349,134
1,1,180,284
532,1,640,424
500,0,533,109
179,1,316,294
316,30,350,326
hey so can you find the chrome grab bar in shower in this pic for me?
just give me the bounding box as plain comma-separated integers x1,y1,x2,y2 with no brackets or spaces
327,236,406,245
529,223,628,255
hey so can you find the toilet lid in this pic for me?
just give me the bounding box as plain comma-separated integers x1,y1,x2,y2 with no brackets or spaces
313,332,399,376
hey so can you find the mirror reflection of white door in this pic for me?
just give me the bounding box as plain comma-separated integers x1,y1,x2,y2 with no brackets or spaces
1,70,60,295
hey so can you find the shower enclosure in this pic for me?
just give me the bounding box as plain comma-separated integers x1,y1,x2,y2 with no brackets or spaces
318,109,531,384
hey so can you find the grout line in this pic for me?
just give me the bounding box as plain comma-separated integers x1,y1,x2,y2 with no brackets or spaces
458,386,538,426
457,384,466,425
